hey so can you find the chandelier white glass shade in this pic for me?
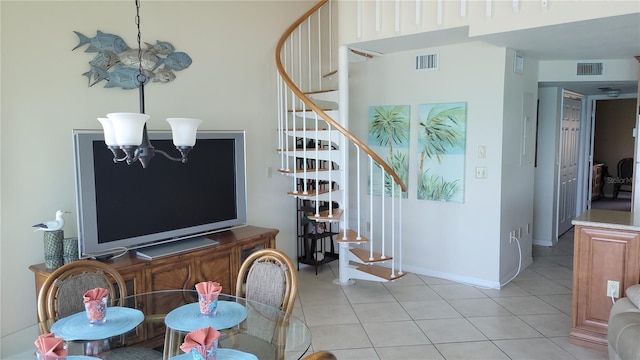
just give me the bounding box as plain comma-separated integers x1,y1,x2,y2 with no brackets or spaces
167,118,202,147
97,113,202,168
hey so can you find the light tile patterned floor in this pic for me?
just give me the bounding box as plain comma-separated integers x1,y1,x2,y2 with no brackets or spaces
292,229,609,359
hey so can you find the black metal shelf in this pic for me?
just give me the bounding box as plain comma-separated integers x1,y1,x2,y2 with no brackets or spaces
295,198,339,274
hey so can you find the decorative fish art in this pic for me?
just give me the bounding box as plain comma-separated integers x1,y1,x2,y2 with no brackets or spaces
73,30,192,90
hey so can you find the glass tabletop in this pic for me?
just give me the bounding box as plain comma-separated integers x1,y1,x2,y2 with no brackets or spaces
1,290,311,360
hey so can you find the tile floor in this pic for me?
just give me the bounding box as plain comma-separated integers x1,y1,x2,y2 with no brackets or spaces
291,228,610,359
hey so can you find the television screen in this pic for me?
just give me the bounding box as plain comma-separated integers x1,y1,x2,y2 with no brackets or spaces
73,130,247,258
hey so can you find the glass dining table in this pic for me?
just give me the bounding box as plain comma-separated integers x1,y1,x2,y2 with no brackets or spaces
1,290,311,360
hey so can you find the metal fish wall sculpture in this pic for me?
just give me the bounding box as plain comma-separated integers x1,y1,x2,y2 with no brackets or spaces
73,30,192,89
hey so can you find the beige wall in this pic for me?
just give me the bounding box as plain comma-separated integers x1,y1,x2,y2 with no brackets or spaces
0,0,313,339
594,98,637,197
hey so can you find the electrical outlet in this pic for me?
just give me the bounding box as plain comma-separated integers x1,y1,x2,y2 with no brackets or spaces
607,280,620,298
516,228,521,239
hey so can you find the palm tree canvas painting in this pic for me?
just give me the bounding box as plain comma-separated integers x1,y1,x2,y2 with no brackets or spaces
417,102,467,203
367,105,410,198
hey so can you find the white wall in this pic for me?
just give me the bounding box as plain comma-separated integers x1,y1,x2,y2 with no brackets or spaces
0,0,313,338
499,49,538,282
534,87,562,246
348,41,511,287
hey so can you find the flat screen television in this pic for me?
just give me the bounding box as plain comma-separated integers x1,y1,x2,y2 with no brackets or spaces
72,129,247,259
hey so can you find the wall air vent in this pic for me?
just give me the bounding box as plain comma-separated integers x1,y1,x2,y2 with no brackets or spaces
576,62,604,76
416,53,439,71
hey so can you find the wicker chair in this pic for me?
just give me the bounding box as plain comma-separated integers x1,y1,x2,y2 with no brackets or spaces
218,249,298,360
235,248,298,315
36,260,162,359
37,260,126,327
302,351,337,360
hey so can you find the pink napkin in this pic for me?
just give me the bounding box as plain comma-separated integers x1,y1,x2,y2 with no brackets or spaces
34,333,67,357
179,327,220,355
83,287,109,302
195,281,222,296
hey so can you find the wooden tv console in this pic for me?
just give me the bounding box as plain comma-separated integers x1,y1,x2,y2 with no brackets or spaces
29,225,278,343
30,225,278,298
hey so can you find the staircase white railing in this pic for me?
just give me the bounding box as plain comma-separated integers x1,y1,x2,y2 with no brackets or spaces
275,0,408,282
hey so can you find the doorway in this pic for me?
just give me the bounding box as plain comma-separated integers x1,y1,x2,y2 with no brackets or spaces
588,97,637,212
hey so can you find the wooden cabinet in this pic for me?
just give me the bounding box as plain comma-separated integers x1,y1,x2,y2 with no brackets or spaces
571,224,640,349
30,226,277,310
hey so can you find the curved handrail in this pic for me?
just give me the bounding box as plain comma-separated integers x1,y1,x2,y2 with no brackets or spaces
275,0,407,192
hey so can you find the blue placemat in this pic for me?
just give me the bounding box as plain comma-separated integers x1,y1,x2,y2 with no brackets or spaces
170,348,258,360
50,307,144,341
165,301,248,332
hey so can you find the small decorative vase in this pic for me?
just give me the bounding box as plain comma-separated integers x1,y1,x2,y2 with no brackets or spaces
63,237,79,264
43,230,64,270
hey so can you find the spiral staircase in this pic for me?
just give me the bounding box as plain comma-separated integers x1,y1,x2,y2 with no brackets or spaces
275,0,407,284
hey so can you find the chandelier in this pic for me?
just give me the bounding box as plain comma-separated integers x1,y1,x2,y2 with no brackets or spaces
96,0,201,168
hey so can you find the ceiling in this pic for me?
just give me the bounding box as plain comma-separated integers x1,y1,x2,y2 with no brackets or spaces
352,13,640,96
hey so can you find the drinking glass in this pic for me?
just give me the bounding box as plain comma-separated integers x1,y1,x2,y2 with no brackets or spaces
84,295,108,325
198,293,220,316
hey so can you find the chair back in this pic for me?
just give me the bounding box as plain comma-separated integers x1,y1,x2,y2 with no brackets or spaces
618,157,634,180
37,260,127,330
235,248,298,315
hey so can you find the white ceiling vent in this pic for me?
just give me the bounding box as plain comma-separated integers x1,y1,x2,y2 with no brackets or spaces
416,53,439,71
576,62,604,76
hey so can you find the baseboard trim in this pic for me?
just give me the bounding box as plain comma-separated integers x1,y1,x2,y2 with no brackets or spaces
533,238,553,247
399,264,501,289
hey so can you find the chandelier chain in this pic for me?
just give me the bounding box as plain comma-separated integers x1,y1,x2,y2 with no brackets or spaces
134,0,145,114
135,0,145,86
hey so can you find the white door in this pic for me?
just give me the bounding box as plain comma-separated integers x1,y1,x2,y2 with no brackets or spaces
558,95,582,236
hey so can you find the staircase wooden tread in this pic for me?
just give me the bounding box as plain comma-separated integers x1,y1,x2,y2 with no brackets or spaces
308,208,343,222
336,229,369,243
350,48,375,58
287,188,334,197
277,167,331,174
278,147,333,152
350,248,389,263
284,127,328,131
356,265,407,281
285,127,327,132
288,108,333,112
323,70,337,78
304,89,337,95
292,167,331,173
